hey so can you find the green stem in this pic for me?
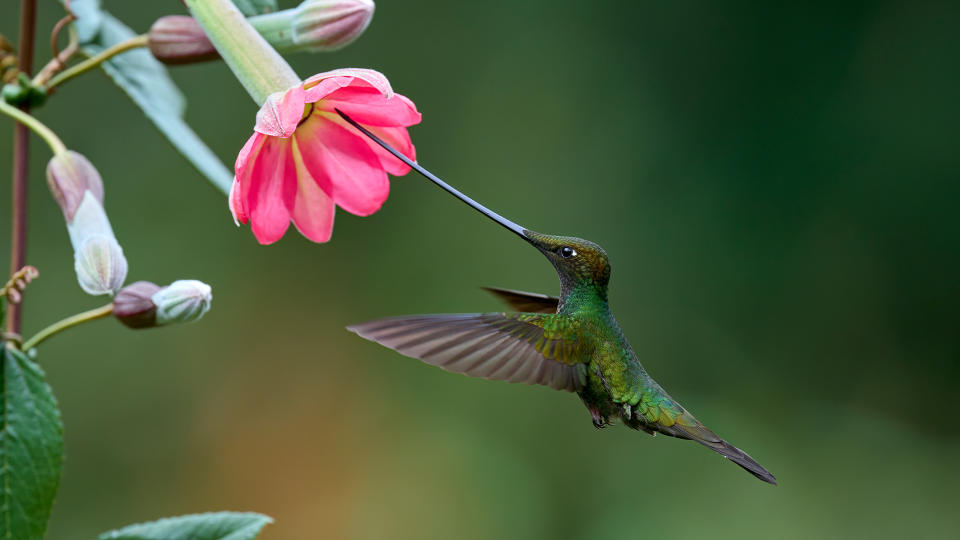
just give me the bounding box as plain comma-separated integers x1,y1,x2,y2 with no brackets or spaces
184,0,301,105
44,34,149,91
248,10,298,51
21,303,113,351
0,98,67,155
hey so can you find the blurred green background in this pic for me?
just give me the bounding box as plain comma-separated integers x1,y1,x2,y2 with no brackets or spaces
2,1,959,538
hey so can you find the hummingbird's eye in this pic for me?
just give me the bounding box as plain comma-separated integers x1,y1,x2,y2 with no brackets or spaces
559,246,577,259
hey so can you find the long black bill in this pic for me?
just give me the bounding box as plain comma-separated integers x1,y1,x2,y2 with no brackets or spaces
336,109,531,242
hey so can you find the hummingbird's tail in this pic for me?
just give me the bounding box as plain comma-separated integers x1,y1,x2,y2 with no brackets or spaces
664,421,778,485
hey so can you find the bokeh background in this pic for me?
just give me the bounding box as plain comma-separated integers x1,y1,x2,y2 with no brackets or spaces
2,1,959,538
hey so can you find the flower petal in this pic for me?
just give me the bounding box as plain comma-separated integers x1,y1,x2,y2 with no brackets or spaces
255,84,307,137
318,86,421,127
364,124,416,176
296,114,389,216
303,68,393,102
242,136,298,244
234,132,267,225
290,140,336,243
228,177,246,225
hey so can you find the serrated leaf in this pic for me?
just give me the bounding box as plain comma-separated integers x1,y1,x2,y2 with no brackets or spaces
96,512,273,540
82,13,233,194
0,346,64,540
60,0,104,43
232,0,278,17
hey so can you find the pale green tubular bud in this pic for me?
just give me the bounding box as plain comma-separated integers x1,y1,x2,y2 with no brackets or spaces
46,152,129,297
74,234,128,296
251,0,375,52
184,0,301,105
66,191,116,251
151,280,212,325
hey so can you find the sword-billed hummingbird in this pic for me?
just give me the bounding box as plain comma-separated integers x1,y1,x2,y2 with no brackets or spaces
339,111,776,485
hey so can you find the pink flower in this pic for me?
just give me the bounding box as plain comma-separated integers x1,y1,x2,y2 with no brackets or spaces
230,68,421,244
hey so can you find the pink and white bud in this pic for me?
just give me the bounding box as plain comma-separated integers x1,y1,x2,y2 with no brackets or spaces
150,0,374,65
148,15,219,65
49,159,129,296
74,234,128,296
152,280,212,325
290,0,375,51
46,151,104,223
113,281,162,328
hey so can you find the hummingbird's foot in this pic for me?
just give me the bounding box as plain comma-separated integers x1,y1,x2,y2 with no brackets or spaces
590,408,611,429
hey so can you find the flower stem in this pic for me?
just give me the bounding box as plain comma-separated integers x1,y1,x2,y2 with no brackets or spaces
32,23,79,87
184,0,301,105
0,99,68,155
8,0,37,337
248,9,298,51
44,34,149,91
21,303,114,352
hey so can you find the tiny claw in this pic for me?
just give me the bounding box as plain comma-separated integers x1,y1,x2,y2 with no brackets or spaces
589,408,610,429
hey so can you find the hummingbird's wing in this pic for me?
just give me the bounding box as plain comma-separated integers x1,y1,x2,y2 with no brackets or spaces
482,287,560,314
348,313,586,392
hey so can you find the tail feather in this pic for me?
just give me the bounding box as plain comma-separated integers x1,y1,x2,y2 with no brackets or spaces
668,422,777,485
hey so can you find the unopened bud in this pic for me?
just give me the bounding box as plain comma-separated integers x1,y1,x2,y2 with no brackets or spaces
75,234,128,296
288,0,375,52
113,281,162,328
67,191,117,251
46,151,104,223
48,154,128,297
248,0,374,53
147,0,374,66
152,280,212,325
148,16,219,65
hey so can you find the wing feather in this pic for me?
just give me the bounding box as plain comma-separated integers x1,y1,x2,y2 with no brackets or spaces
349,313,586,392
483,287,560,314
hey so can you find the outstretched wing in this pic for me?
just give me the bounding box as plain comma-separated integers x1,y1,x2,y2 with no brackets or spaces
483,287,560,314
348,313,586,392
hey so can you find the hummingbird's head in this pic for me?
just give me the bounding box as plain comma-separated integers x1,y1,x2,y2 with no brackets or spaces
523,231,611,295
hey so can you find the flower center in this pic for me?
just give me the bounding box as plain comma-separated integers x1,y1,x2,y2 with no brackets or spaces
298,103,315,127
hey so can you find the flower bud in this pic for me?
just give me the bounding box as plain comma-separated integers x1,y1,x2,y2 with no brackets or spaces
152,280,212,325
46,151,104,223
67,191,117,251
246,0,374,54
113,281,162,328
148,16,219,65
288,0,375,52
47,153,128,296
74,234,128,296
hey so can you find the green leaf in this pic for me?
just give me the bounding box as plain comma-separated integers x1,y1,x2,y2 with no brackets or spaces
232,0,278,17
83,13,233,194
60,0,104,43
96,512,273,540
0,346,64,540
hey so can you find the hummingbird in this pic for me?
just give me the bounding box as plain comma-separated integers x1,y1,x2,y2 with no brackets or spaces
338,110,777,485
